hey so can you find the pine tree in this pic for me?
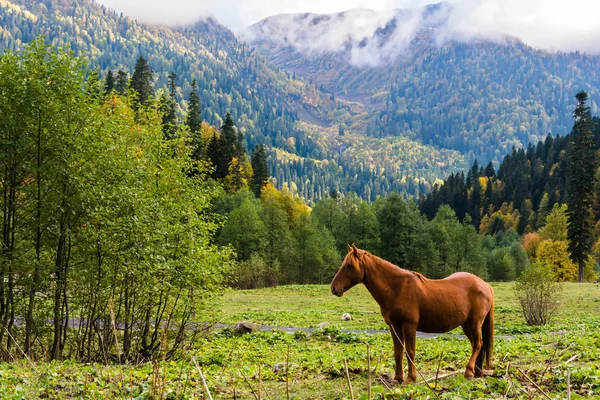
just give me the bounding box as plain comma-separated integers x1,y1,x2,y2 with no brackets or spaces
251,145,269,198
104,69,115,94
186,79,202,161
566,91,596,282
129,56,153,109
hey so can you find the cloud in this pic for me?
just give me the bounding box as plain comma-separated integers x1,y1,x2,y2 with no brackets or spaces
97,0,600,55
445,0,600,53
242,4,451,67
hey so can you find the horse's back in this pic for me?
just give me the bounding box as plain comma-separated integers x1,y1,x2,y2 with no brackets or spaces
414,272,493,332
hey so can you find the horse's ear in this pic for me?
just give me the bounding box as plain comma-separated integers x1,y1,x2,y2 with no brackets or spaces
347,244,353,253
351,244,359,254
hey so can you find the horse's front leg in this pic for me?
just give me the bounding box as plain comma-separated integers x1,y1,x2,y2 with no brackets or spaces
402,324,418,383
389,324,404,383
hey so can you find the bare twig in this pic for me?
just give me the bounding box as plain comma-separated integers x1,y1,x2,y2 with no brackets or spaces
567,370,571,400
366,344,372,400
192,356,214,400
516,367,552,400
285,344,291,400
417,371,461,385
258,364,262,400
378,376,394,393
564,354,580,365
391,325,440,400
239,368,259,400
541,341,560,378
344,358,355,400
434,352,443,389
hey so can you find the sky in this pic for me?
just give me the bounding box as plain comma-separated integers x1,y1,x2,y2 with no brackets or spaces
97,0,600,54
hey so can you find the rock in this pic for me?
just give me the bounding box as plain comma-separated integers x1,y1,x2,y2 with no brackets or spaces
272,362,298,373
317,321,330,328
234,321,259,335
341,313,353,321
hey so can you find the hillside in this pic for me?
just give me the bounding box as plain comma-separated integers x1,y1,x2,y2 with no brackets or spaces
244,3,600,164
0,0,468,202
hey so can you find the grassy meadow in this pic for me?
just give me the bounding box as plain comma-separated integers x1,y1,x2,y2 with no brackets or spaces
2,282,600,399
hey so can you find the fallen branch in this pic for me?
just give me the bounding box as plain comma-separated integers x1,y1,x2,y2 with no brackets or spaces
516,367,552,400
192,356,214,400
378,376,394,393
417,371,461,385
564,354,580,365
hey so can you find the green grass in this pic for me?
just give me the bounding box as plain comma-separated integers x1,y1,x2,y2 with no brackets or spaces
2,282,600,399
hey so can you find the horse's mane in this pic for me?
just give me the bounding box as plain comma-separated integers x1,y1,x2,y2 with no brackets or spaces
361,251,428,282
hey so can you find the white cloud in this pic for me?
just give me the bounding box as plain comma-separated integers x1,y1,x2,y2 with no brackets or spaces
97,0,600,54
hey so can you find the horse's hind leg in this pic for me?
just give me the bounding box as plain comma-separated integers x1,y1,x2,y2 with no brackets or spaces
462,320,483,379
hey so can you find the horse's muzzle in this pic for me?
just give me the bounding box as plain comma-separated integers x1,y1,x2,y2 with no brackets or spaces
331,285,344,297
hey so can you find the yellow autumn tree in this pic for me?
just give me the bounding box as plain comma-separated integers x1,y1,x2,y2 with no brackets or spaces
536,240,577,282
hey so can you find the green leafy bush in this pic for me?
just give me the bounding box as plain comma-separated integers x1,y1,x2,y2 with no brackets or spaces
515,261,563,326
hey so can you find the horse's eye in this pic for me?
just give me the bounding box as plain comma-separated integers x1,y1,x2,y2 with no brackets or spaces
346,264,351,268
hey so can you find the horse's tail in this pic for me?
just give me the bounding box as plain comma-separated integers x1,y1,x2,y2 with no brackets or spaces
478,290,494,372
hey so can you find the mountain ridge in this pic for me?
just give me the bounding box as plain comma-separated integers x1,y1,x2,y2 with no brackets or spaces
0,0,467,202
244,4,600,164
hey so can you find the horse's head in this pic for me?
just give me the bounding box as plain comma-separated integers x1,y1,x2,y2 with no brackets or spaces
330,244,366,297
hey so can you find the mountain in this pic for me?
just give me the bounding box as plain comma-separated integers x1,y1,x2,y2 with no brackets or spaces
0,0,467,202
244,3,600,164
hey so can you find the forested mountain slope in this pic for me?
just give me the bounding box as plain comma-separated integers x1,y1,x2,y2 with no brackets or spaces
245,4,600,164
0,0,467,202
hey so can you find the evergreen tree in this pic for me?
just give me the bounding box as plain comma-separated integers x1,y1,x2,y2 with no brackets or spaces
485,162,496,178
566,91,596,282
221,112,238,165
115,70,128,95
251,145,269,198
161,72,178,139
207,132,224,180
129,56,153,109
186,79,202,161
104,69,115,94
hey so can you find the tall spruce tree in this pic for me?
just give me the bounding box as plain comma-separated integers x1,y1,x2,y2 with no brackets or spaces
160,72,178,139
104,69,115,94
251,145,269,198
566,91,596,282
129,56,153,109
115,70,128,95
186,79,202,161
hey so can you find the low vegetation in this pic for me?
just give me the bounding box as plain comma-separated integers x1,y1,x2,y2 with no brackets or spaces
1,283,599,399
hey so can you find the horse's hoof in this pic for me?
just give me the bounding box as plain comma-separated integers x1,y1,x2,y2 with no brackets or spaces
404,377,417,385
464,373,475,380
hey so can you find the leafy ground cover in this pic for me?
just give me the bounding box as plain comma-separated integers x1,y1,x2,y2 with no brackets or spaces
2,282,600,399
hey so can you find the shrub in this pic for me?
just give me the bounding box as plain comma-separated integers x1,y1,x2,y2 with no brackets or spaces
515,261,562,326
232,253,281,289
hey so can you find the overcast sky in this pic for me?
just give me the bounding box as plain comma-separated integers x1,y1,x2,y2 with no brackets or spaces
97,0,600,53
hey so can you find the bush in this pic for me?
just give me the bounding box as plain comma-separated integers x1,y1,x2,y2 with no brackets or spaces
515,261,563,326
232,253,281,289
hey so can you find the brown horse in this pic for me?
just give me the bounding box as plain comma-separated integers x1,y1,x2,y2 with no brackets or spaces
331,245,494,383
